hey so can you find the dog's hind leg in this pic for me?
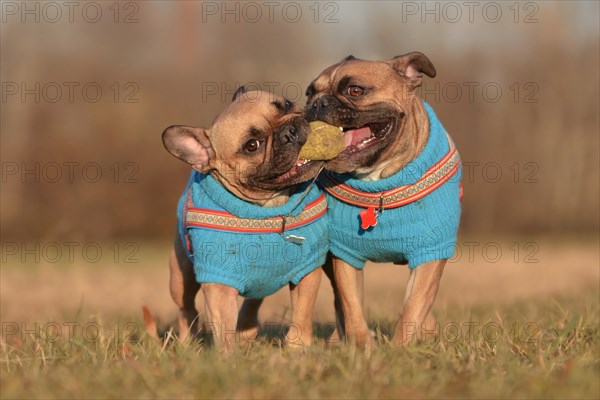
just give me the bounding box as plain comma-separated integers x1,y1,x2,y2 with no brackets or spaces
392,259,445,346
170,231,200,341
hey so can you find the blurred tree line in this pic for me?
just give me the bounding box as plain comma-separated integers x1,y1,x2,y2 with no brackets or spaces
1,1,598,241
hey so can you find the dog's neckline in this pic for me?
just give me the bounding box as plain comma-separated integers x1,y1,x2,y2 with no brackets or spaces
192,172,321,220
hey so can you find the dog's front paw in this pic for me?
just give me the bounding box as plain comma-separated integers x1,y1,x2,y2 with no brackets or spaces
285,325,313,350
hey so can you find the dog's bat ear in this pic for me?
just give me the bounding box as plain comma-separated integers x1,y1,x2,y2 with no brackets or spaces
162,125,214,173
342,55,357,62
388,52,436,88
232,85,247,102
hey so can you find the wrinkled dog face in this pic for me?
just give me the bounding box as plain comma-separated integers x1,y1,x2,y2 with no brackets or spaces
162,88,322,198
304,53,436,174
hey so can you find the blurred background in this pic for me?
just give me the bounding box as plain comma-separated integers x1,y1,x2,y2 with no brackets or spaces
1,1,598,241
1,1,598,322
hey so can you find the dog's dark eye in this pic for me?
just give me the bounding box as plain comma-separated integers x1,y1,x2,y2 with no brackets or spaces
243,139,261,153
347,86,365,97
284,99,293,112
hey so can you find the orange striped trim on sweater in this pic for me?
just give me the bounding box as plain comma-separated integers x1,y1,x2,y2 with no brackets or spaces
320,133,461,209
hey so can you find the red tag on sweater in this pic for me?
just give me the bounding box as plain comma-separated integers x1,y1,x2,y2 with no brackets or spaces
359,206,378,230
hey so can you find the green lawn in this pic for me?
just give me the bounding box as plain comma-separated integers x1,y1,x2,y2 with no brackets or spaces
1,290,598,399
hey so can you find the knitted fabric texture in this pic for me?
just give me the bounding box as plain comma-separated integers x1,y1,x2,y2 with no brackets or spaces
321,101,462,270
177,172,329,298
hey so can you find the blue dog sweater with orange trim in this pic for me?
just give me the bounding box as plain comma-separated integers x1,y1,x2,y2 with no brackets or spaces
177,172,329,298
319,101,462,270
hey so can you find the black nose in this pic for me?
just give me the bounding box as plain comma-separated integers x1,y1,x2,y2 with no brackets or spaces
306,95,338,122
312,96,329,109
280,125,298,144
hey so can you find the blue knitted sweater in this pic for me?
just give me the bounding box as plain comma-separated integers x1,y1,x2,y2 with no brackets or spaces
321,101,462,270
177,172,329,298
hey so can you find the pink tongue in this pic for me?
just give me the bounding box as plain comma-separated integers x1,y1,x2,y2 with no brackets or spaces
344,126,372,147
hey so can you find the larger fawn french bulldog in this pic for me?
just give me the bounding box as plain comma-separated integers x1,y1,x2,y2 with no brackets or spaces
305,52,462,348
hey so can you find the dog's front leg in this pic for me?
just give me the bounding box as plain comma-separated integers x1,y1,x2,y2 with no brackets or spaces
323,255,366,344
323,255,344,342
286,267,322,349
333,258,372,349
392,259,445,346
202,283,239,354
237,298,264,342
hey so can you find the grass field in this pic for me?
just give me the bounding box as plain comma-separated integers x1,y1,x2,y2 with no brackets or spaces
1,238,599,399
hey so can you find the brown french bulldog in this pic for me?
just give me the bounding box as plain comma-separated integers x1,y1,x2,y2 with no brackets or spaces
305,52,462,348
160,87,329,353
